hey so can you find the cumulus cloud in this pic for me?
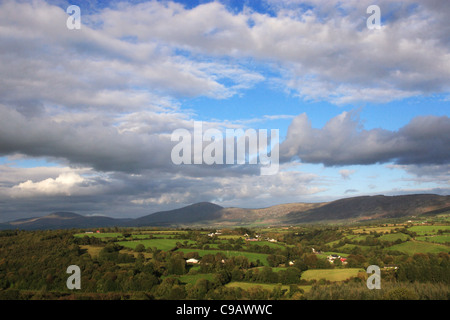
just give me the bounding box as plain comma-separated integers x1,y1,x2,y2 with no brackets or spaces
1,0,442,108
280,111,450,166
87,0,450,104
0,0,263,117
12,172,86,197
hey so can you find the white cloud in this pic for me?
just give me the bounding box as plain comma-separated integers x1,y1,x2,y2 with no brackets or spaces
12,172,88,197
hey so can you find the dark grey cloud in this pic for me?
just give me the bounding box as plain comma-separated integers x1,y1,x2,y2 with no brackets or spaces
0,105,267,177
0,106,175,173
280,111,450,166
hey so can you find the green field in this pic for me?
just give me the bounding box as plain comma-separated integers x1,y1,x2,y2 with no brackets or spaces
217,235,244,240
408,225,450,235
178,249,270,266
245,241,287,249
118,239,195,251
129,234,154,239
346,234,373,241
334,244,373,252
132,233,183,239
300,268,364,282
141,230,189,234
352,226,398,234
317,251,350,259
416,235,450,244
74,232,123,238
386,240,449,254
379,233,410,242
177,273,216,285
225,282,295,292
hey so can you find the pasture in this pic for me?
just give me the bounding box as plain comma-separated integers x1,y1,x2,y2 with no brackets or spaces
408,225,450,235
74,232,123,239
117,239,196,251
300,268,364,282
386,240,449,254
415,235,450,244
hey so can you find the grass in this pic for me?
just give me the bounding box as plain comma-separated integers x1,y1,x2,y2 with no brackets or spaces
225,282,294,292
379,233,410,242
408,225,450,235
334,244,373,252
74,232,123,238
129,234,154,239
352,226,398,234
300,268,364,282
79,245,103,257
177,273,215,285
245,241,287,250
140,230,189,234
130,233,186,239
217,235,244,240
386,240,449,254
345,234,373,241
117,239,195,251
416,235,450,244
317,251,350,259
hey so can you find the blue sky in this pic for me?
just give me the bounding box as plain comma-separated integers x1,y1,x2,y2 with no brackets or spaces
0,0,448,221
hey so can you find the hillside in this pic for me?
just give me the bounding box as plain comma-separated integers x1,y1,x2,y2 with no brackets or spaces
285,194,450,223
1,212,133,230
0,194,449,230
131,202,224,226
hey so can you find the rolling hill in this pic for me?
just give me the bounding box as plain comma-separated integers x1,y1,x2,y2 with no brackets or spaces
285,194,450,224
0,194,448,230
0,212,133,230
131,202,224,227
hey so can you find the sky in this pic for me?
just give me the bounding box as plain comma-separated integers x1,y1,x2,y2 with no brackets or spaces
0,0,449,222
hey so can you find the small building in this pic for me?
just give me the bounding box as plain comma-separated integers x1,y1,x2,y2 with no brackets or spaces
327,254,341,263
186,258,199,264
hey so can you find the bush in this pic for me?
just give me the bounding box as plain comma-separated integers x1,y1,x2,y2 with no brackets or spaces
383,287,419,300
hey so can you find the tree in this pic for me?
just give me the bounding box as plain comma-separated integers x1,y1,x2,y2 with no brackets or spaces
167,256,186,275
383,287,419,300
135,244,145,252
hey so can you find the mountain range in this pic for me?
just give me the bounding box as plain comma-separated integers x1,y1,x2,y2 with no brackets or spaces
0,194,449,230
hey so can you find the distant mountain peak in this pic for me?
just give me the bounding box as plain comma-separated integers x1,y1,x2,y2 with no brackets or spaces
46,212,82,219
188,202,223,209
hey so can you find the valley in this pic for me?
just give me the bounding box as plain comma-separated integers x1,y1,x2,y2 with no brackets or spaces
1,211,448,300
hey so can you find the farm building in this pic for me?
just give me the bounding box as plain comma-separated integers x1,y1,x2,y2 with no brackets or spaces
327,254,341,263
186,258,199,264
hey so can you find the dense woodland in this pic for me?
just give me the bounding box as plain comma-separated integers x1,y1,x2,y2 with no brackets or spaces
0,220,449,300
